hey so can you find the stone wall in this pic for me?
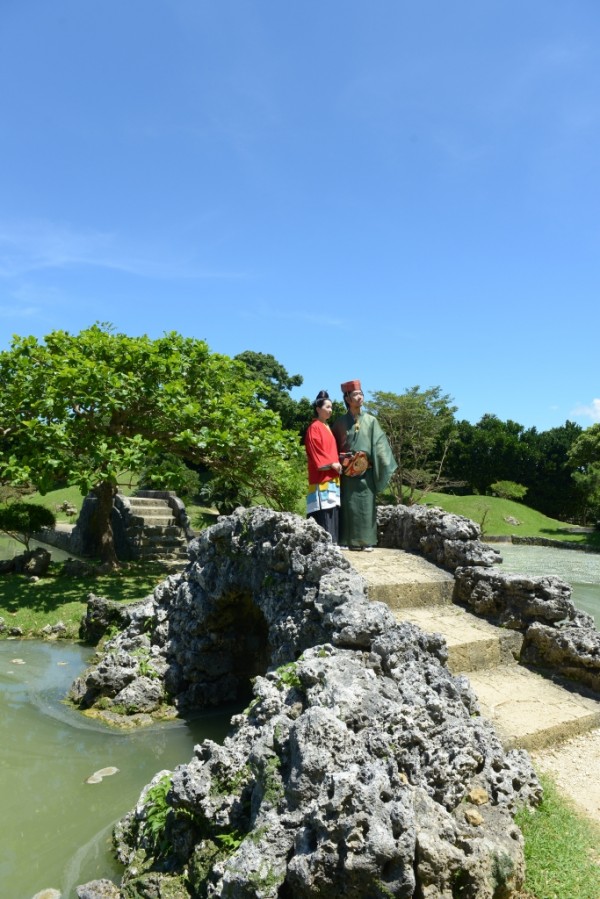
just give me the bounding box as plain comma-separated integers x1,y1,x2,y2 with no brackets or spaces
32,525,74,554
377,503,499,570
511,534,599,552
34,490,192,562
454,564,600,693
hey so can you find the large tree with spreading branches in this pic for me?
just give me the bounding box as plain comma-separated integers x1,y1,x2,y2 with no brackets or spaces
0,325,304,566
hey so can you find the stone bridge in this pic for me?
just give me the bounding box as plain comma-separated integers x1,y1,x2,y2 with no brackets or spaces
72,502,600,898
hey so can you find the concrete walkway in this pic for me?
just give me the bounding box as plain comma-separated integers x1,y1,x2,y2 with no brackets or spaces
345,548,600,754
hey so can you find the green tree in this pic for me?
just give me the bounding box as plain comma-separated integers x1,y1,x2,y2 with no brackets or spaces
235,350,345,436
568,423,600,468
235,351,304,431
571,465,600,523
0,502,56,551
526,421,584,521
444,415,539,496
568,424,600,523
139,454,201,502
367,386,457,503
0,326,304,565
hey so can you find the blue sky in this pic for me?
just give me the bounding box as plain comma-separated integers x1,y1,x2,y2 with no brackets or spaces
1,1,599,432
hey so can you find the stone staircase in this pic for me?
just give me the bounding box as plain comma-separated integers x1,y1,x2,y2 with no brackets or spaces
346,548,600,751
123,494,190,570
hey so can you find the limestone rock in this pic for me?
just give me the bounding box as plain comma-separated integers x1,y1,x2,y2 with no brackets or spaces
1,546,51,576
522,622,600,692
377,504,499,570
76,880,120,898
453,566,591,630
113,644,537,898
78,593,156,643
73,506,542,898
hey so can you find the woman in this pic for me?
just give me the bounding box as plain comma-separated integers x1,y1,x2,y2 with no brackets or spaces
304,390,342,543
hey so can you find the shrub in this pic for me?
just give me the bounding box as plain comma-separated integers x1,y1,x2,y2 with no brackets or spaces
0,502,56,550
490,480,528,502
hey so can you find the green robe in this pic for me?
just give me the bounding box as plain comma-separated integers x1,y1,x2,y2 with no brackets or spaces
332,411,397,547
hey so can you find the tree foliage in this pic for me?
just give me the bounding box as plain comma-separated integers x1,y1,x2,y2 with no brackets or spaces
235,350,304,431
568,423,600,468
442,416,591,521
490,480,528,502
443,415,539,496
0,502,56,550
235,351,345,437
0,326,304,564
568,424,600,522
526,421,584,521
139,454,201,502
367,386,457,503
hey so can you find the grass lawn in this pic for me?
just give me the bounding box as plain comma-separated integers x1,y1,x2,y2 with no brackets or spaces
420,492,600,549
0,563,168,639
516,773,600,898
0,478,220,638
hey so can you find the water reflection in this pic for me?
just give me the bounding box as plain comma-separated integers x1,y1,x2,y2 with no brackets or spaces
0,641,235,899
495,542,600,626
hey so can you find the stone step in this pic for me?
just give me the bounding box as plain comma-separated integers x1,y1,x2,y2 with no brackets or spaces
342,547,454,609
127,525,185,538
346,547,600,752
394,605,600,749
158,560,189,572
467,665,600,751
129,504,173,515
128,500,172,509
129,514,176,527
133,538,188,551
133,534,188,547
395,604,523,674
133,548,188,559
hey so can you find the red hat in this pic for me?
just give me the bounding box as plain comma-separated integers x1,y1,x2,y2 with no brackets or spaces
341,379,362,394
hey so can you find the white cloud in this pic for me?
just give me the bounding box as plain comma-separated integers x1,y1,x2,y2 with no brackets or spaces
0,219,246,281
0,303,39,318
0,220,114,277
571,399,600,422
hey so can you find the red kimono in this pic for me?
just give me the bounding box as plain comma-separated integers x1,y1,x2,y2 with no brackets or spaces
305,420,339,485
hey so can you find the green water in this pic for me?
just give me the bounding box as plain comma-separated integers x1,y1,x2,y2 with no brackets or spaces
496,542,600,626
0,534,76,563
0,640,235,899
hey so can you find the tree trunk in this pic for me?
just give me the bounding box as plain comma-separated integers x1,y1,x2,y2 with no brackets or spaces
92,481,119,567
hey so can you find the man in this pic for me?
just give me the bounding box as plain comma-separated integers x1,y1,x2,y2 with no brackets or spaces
332,379,397,551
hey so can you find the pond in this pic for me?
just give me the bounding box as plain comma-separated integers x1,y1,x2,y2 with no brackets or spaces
495,542,600,627
0,640,235,899
0,534,76,563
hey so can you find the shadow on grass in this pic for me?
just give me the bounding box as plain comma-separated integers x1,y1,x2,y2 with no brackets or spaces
0,570,166,615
